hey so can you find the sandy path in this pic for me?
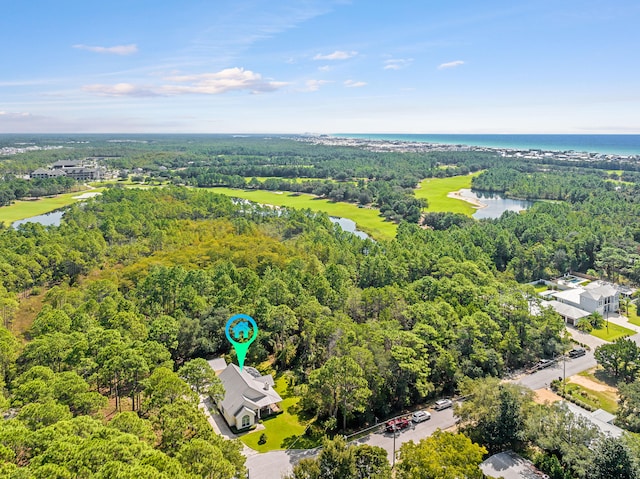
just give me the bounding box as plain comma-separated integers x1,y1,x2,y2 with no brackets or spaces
447,189,487,209
567,374,617,393
533,388,563,404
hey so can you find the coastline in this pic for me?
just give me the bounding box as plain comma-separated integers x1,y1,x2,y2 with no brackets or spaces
447,188,487,210
329,133,640,157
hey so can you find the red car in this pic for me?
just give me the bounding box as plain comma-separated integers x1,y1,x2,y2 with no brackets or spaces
385,417,410,432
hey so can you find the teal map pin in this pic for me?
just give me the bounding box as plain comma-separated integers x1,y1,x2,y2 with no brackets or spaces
225,314,258,371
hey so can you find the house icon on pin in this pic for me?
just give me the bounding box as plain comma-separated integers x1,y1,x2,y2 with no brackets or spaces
232,320,251,340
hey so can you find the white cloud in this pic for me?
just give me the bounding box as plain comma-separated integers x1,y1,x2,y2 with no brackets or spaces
313,50,357,60
437,60,465,70
384,58,413,70
344,80,366,88
162,68,287,95
82,68,287,97
0,111,31,118
82,83,158,97
303,79,332,92
73,44,138,55
318,65,332,72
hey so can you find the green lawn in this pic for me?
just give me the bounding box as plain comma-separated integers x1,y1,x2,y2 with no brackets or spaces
414,173,483,216
534,283,549,293
563,381,618,414
208,187,397,241
240,377,317,452
626,304,640,327
0,189,105,226
590,322,636,341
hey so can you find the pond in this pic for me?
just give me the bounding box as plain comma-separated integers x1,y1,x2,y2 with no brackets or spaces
12,210,65,228
329,217,370,240
13,203,372,241
456,189,534,219
233,198,371,240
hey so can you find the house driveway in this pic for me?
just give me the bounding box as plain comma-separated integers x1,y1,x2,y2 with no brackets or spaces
200,397,239,439
199,396,262,459
565,325,607,350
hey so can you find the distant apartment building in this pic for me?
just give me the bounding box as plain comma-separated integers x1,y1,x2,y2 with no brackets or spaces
31,159,103,181
30,168,67,179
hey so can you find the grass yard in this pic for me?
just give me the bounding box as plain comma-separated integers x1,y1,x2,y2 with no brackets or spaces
240,377,317,452
533,283,549,293
627,304,640,327
414,173,483,216
208,187,397,241
590,322,636,341
563,381,618,414
0,189,104,226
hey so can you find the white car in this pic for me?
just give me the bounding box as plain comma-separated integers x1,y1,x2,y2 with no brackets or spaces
434,399,453,410
411,410,431,423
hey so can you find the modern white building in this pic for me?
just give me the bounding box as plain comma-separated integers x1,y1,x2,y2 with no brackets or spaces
549,281,619,325
215,363,282,430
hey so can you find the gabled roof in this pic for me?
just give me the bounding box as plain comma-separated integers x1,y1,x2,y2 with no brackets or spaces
208,357,228,373
218,363,282,417
480,451,541,479
582,282,618,300
52,159,81,167
563,402,623,437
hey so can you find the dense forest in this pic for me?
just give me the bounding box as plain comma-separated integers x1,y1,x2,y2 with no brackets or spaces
1,135,640,478
0,186,563,476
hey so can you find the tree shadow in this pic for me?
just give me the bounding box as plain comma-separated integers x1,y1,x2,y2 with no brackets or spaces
592,369,620,388
281,434,321,450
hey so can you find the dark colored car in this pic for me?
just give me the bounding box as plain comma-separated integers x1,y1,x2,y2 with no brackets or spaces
568,348,586,358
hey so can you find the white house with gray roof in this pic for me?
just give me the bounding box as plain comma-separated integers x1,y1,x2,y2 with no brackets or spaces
549,281,619,325
215,363,282,430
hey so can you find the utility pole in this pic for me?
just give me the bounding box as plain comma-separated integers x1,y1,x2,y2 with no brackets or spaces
563,346,566,395
392,429,396,470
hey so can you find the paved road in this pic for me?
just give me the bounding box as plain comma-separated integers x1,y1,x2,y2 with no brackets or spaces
246,319,640,478
515,352,597,390
246,407,457,479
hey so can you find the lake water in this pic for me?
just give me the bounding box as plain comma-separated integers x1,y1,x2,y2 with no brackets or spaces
329,217,370,240
456,189,534,219
12,210,64,228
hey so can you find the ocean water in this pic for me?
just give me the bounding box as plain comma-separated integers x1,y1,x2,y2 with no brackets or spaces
333,134,640,156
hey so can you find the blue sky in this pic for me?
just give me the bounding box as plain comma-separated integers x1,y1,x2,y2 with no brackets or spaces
1,0,639,133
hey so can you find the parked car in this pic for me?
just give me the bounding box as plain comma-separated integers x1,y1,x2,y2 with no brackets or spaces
434,399,453,411
536,359,553,369
385,417,410,432
411,410,431,423
568,348,586,358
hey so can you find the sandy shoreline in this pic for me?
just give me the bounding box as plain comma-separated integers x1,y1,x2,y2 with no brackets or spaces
447,188,487,209
73,192,102,199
